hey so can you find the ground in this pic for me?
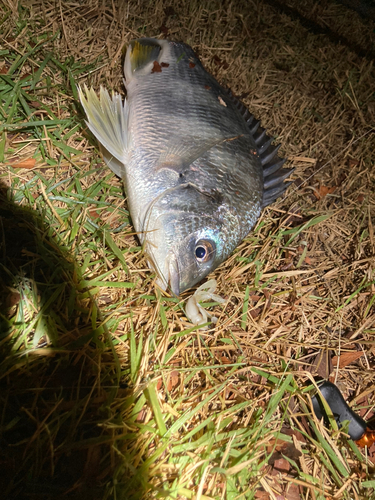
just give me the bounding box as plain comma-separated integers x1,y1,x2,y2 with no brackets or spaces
0,0,375,499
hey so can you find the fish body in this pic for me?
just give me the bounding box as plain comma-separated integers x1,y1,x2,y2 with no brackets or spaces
79,38,292,295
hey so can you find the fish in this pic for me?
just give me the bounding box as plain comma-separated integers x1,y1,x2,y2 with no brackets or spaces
79,38,293,296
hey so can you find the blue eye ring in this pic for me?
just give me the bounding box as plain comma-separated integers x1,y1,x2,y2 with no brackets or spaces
195,240,215,263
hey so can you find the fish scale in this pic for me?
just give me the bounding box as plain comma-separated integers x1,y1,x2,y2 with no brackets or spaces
79,38,293,295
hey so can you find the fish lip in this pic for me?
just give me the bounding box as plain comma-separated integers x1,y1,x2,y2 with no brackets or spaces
167,251,180,296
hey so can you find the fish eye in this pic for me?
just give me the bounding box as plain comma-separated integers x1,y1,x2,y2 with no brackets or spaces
194,240,215,263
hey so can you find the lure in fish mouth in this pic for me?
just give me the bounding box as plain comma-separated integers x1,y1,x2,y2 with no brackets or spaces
79,38,293,295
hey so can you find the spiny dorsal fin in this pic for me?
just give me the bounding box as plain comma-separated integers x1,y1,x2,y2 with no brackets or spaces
225,89,294,207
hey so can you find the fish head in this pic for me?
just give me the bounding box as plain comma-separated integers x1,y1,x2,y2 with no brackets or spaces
143,185,239,295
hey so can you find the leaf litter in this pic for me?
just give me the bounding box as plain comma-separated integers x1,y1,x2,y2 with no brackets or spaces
0,0,375,499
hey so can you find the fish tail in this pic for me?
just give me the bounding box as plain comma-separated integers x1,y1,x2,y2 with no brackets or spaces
78,85,129,177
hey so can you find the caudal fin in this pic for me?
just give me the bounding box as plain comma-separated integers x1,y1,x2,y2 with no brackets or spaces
79,85,129,177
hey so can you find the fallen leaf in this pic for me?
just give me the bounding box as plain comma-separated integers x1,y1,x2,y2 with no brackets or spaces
314,185,336,200
281,428,306,444
189,61,195,68
356,395,370,419
268,438,302,464
357,194,364,203
10,158,36,169
304,256,312,265
204,85,211,90
136,408,147,423
285,482,301,500
89,209,100,219
217,354,232,365
213,54,229,69
310,349,332,378
348,158,360,168
250,307,261,319
255,490,271,499
29,101,42,108
167,370,179,391
332,351,364,369
273,458,290,473
160,62,169,68
151,61,162,73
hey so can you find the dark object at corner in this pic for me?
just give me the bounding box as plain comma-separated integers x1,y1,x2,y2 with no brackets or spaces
312,380,367,441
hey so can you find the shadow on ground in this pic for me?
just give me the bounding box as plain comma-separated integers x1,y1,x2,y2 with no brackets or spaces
0,181,145,500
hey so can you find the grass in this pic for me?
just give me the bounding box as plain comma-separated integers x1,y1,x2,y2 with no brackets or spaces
1,0,375,499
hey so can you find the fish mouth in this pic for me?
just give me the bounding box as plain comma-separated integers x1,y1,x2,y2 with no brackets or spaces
144,243,180,296
166,251,180,296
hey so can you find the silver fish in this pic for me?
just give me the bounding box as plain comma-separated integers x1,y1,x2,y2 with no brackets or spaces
79,38,292,295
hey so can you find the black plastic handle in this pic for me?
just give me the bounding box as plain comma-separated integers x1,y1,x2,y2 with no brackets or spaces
311,381,367,441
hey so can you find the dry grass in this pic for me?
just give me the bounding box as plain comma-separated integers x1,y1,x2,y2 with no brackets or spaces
1,0,375,499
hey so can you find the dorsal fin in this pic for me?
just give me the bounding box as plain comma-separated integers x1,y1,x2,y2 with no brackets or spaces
225,89,294,207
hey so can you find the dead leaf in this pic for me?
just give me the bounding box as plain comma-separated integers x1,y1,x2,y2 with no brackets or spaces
273,458,290,473
281,428,306,444
189,61,195,68
89,209,100,219
348,158,360,168
250,307,261,319
29,101,42,108
284,482,301,500
314,185,336,200
310,349,332,378
332,351,364,369
304,256,312,265
151,61,162,73
10,158,36,169
160,62,169,68
167,370,179,391
136,408,147,423
213,54,229,69
268,438,302,465
356,395,370,419
255,490,271,499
